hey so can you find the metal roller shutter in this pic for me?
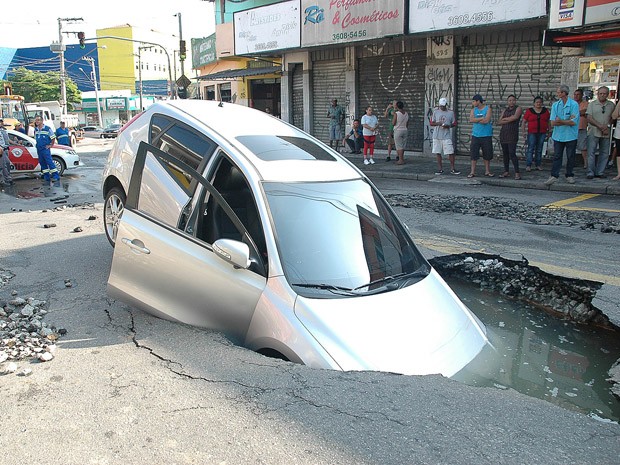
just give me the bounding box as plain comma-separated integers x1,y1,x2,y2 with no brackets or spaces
312,60,347,145
456,39,562,157
358,51,426,152
291,64,304,130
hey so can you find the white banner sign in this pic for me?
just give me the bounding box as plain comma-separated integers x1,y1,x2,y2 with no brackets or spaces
409,0,546,32
585,0,620,25
549,0,586,29
234,0,301,55
301,0,405,47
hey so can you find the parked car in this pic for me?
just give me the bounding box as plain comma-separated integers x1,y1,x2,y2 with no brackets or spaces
102,101,490,377
5,129,81,176
101,123,123,138
80,125,104,138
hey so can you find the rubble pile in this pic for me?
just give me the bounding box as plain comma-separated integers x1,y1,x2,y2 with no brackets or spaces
429,253,612,327
387,193,620,232
0,269,64,374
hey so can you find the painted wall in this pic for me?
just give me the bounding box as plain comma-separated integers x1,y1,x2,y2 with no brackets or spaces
97,26,135,91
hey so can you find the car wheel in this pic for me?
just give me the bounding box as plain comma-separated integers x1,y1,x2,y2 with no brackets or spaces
100,134,105,139
70,134,77,146
104,186,126,247
52,156,66,176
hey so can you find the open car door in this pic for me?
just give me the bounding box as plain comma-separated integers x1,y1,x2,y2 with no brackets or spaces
107,141,267,342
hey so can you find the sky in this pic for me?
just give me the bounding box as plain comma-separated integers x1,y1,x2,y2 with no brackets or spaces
1,0,216,49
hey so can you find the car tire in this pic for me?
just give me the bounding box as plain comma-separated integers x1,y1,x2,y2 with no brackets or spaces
52,156,66,176
104,186,126,247
100,134,105,139
70,134,77,147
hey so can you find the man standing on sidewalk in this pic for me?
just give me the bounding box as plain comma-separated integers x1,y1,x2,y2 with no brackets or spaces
574,89,589,169
545,85,579,185
431,98,459,175
585,86,614,179
327,99,345,152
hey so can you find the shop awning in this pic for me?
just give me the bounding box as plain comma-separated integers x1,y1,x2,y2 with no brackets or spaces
195,66,281,81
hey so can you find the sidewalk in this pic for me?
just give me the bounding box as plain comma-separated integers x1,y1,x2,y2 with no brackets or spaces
341,149,620,196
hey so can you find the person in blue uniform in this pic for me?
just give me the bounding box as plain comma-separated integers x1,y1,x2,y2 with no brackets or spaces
55,121,71,146
34,116,60,182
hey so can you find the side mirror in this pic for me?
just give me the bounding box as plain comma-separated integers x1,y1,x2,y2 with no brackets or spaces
212,239,251,269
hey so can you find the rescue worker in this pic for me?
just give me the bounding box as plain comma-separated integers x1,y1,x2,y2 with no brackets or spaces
34,116,60,182
55,121,71,146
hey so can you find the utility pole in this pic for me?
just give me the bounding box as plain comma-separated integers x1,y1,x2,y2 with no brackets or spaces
58,17,83,115
177,13,185,78
84,57,103,127
137,46,152,111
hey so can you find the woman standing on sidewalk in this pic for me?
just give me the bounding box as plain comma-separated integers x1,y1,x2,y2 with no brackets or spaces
522,96,550,172
361,106,379,165
392,101,409,165
498,95,523,179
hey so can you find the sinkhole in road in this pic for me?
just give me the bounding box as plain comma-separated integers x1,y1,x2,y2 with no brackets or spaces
447,277,620,423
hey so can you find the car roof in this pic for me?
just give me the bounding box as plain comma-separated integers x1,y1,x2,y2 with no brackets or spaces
151,100,362,183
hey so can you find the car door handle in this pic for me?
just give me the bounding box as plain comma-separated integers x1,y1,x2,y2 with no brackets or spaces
121,238,151,254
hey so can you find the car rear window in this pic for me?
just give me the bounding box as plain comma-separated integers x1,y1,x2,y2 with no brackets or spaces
235,135,336,162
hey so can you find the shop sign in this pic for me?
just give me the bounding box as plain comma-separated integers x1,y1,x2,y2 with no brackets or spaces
549,0,586,28
81,98,106,112
301,0,405,47
106,97,127,110
409,0,546,32
192,35,217,68
585,0,620,25
234,0,300,55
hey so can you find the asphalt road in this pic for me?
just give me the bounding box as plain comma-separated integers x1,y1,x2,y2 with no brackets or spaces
0,141,618,464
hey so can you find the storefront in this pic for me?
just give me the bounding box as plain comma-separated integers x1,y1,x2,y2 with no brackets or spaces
455,26,562,156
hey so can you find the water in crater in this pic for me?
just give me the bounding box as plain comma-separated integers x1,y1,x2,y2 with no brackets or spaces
448,277,620,423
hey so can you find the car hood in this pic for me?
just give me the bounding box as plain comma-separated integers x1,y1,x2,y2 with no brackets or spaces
52,144,73,151
293,269,488,377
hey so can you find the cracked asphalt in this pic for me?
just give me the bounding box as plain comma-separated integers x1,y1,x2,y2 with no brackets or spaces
0,145,618,464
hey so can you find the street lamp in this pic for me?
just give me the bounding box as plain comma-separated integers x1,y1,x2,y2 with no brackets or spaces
79,56,103,127
84,35,175,98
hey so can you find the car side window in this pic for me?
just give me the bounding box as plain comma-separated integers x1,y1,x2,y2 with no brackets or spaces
127,143,267,276
193,155,267,272
149,114,216,171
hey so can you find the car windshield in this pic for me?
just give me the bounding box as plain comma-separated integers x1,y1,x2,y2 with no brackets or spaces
263,179,429,298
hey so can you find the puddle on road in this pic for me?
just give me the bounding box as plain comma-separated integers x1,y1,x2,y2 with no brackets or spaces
448,278,620,422
1,177,70,201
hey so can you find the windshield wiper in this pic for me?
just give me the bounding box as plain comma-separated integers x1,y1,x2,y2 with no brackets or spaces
353,266,431,291
291,283,359,296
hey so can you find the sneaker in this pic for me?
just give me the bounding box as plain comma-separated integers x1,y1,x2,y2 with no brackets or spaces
536,166,543,171
369,158,375,164
586,175,594,179
526,166,531,172
435,170,444,175
363,159,369,165
450,169,461,175
595,174,606,179
544,176,557,186
567,176,575,184
385,156,391,162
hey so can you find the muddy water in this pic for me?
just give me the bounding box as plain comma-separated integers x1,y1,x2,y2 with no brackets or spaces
447,278,620,423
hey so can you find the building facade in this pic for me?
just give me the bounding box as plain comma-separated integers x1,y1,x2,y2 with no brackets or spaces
194,0,619,157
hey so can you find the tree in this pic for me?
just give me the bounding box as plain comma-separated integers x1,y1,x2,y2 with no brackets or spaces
5,67,80,109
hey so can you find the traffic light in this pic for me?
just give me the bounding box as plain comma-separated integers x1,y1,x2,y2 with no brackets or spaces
177,86,187,99
78,32,86,49
179,40,186,61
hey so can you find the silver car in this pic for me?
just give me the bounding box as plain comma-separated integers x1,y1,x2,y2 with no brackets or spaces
103,100,490,377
